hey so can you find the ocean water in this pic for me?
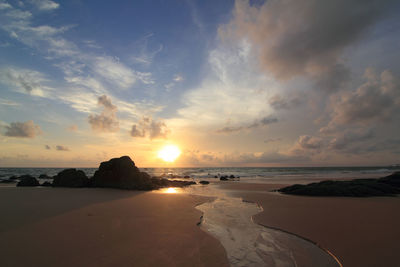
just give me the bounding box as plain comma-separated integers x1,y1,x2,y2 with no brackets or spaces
1,166,399,182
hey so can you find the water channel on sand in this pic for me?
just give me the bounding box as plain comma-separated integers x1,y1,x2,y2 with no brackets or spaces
185,184,340,267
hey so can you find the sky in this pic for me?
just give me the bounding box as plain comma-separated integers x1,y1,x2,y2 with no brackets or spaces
1,0,400,167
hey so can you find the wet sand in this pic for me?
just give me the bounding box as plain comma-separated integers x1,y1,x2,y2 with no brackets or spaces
0,187,228,267
221,182,400,267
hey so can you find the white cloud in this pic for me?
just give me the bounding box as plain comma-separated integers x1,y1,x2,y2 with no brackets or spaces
176,39,277,130
0,2,12,10
0,98,19,106
0,67,52,97
31,0,59,11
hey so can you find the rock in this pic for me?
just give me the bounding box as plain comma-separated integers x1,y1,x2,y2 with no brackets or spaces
17,175,39,187
53,169,89,188
41,181,52,187
199,180,210,185
220,176,229,181
380,172,400,187
229,175,235,179
91,156,155,190
0,179,15,183
39,174,52,179
183,175,190,179
279,172,400,197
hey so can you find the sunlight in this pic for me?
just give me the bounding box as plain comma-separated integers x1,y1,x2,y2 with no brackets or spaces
164,187,178,194
158,145,181,163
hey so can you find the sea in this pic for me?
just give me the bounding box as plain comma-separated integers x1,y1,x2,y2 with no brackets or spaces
1,166,399,182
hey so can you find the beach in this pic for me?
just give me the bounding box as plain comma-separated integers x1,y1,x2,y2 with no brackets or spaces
0,187,228,267
1,170,400,267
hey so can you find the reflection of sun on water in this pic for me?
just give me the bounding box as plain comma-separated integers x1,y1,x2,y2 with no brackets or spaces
164,187,178,194
158,145,181,163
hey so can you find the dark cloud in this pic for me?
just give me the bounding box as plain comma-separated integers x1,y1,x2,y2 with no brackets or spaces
327,69,400,126
268,94,304,110
225,0,395,81
329,129,374,150
3,120,42,138
297,135,324,150
130,117,169,140
216,116,278,134
56,145,69,151
130,125,145,137
88,95,119,132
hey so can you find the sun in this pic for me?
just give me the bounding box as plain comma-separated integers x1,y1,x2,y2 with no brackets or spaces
158,145,181,163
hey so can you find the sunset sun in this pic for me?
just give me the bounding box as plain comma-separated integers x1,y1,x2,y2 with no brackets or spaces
158,145,181,163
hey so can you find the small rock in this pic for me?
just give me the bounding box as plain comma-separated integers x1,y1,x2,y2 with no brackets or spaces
17,175,40,187
199,181,210,185
53,169,89,188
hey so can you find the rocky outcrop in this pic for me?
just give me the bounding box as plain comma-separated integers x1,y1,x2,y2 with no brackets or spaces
17,175,39,187
53,169,89,188
91,156,196,190
279,172,400,197
91,156,155,190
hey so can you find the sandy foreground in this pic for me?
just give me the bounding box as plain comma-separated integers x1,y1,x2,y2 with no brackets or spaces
0,187,228,267
220,182,400,267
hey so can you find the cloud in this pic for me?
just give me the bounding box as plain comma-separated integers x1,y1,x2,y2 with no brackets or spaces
130,117,170,140
88,95,119,132
269,94,304,110
3,120,42,138
0,98,19,106
329,129,374,150
0,2,12,10
178,150,309,166
222,0,395,81
326,69,400,127
216,116,278,134
173,74,183,82
176,38,279,132
297,135,324,150
56,145,69,151
0,67,51,96
92,56,154,89
30,0,59,11
288,135,325,156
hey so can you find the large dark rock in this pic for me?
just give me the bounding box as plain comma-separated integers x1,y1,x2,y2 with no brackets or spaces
380,172,400,187
17,175,39,187
279,172,400,197
53,169,89,188
199,180,210,185
91,156,155,190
